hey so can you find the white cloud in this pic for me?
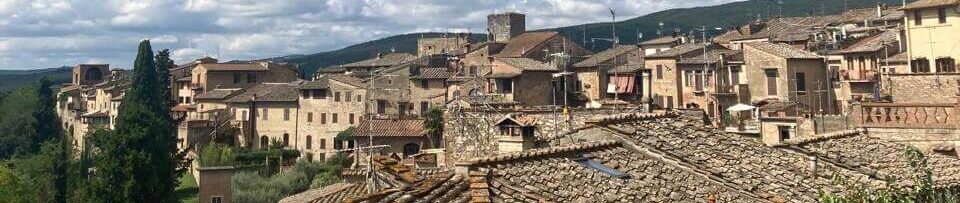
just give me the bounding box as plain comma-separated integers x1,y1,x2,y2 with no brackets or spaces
0,0,739,70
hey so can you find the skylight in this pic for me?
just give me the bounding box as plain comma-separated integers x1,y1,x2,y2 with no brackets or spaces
574,156,630,179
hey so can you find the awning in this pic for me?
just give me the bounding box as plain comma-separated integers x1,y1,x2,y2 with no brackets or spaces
726,103,757,112
606,75,635,94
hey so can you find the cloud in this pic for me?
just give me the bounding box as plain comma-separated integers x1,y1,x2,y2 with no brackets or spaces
0,0,739,70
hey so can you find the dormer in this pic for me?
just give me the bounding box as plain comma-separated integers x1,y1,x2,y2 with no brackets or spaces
495,113,537,153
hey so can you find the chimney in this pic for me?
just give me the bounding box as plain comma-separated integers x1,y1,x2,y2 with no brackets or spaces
377,52,383,59
876,4,884,18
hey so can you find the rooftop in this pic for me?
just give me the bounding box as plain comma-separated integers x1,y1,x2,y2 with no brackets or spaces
833,29,900,54
902,0,960,10
340,53,416,68
746,42,822,59
494,32,559,58
639,36,683,46
573,45,640,68
355,119,427,137
223,83,300,103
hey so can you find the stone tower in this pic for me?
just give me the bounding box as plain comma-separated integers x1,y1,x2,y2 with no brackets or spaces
72,64,110,86
487,12,525,43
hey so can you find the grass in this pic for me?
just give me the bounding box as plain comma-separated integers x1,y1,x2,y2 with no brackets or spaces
175,172,199,203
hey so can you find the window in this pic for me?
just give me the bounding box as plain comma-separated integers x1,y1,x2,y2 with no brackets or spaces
262,108,268,120
283,108,290,121
936,58,956,73
778,126,791,142
233,73,241,84
498,79,513,93
939,8,947,24
795,72,806,94
666,96,674,109
313,89,325,98
420,80,429,88
420,102,429,114
345,92,352,102
470,66,478,76
241,110,248,120
307,112,313,122
377,100,386,114
694,71,704,91
321,113,327,124
912,58,931,73
356,95,362,102
765,69,778,96
306,136,313,149
283,133,290,147
247,73,257,83
349,113,355,124
320,139,326,149
212,196,223,203
731,66,741,85
332,113,338,123
656,65,663,79
302,90,311,99
260,136,269,148
684,71,692,87
915,10,923,26
334,92,341,102
306,153,314,162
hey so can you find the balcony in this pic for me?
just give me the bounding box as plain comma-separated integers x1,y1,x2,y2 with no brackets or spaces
841,70,878,82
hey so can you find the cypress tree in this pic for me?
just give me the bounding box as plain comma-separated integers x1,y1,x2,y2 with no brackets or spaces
155,49,173,106
86,40,181,202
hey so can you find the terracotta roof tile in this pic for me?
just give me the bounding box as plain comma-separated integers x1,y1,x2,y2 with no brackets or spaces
746,42,821,59
199,63,269,71
494,32,558,58
327,75,365,87
573,45,640,67
223,83,300,103
412,68,457,79
835,29,900,54
902,0,960,10
355,119,427,137
497,57,556,71
646,43,706,58
639,36,683,45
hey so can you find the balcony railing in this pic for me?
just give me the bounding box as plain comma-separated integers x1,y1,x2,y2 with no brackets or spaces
853,102,956,129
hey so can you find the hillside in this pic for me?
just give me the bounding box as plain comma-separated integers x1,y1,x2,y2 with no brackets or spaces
0,67,72,92
274,33,485,78
275,0,907,78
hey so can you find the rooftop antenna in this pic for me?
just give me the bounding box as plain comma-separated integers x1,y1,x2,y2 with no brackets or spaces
609,7,618,45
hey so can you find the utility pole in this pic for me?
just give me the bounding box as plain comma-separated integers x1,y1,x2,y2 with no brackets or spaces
610,8,618,44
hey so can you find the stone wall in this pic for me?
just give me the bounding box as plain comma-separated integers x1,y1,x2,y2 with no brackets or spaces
864,127,960,154
442,107,637,164
886,73,960,104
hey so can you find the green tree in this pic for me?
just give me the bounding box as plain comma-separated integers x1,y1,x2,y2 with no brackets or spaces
423,107,444,148
85,40,183,202
0,85,39,158
155,49,174,106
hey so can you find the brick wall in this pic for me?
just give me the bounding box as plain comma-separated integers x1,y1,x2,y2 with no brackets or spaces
886,73,960,103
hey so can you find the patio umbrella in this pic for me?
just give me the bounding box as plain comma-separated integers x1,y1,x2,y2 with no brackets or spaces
726,103,757,112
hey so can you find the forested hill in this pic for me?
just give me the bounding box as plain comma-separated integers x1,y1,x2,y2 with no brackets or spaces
274,0,907,78
0,67,72,93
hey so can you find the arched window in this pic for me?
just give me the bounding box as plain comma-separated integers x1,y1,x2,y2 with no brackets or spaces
260,136,269,149
84,68,103,81
283,133,290,147
402,143,420,157
468,89,480,96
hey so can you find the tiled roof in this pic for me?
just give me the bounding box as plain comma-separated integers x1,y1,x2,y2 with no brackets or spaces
327,75,365,87
195,89,242,100
573,45,640,68
355,119,427,137
223,83,299,103
176,76,192,82
639,36,682,45
840,7,900,23
902,0,960,10
494,32,559,58
835,29,900,54
412,68,456,80
885,52,909,63
717,16,841,43
199,62,269,71
646,43,706,58
607,64,644,74
340,53,416,68
678,48,741,65
746,42,822,59
316,66,346,73
497,57,556,71
296,80,329,90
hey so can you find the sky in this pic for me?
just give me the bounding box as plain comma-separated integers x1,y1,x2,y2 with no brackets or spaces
0,0,739,70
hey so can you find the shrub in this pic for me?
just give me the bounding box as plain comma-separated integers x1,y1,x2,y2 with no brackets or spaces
198,143,235,167
818,146,960,202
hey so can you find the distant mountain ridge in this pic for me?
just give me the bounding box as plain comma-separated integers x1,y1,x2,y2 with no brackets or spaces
0,66,72,92
273,0,907,78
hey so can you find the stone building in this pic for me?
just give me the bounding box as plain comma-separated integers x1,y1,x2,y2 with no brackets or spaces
644,43,712,109
742,42,832,116
57,65,129,153
902,0,960,73
639,35,687,56
417,35,474,57
190,61,299,95
487,12,525,43
354,118,431,158
487,58,559,106
286,112,960,203
571,45,646,107
676,47,744,124
319,53,417,78
827,29,902,112
295,75,367,162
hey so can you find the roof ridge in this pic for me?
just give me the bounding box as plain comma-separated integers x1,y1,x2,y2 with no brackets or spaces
464,140,621,166
585,112,675,124
775,129,865,146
